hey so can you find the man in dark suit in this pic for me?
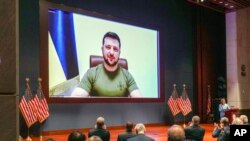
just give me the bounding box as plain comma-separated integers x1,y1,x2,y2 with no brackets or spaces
88,117,110,141
117,121,136,141
127,123,154,141
184,115,205,141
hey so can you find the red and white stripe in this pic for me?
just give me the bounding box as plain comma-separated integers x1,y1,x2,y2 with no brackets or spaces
177,97,192,116
19,96,37,127
167,96,181,116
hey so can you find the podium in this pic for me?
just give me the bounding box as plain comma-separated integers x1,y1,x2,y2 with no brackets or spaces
225,108,239,124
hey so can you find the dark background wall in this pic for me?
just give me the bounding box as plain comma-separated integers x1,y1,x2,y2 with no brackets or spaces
19,0,226,134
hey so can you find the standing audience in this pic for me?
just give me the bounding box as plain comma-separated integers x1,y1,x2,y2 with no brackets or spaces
88,117,110,141
212,117,230,141
168,124,185,141
127,123,154,141
184,115,205,141
117,121,136,141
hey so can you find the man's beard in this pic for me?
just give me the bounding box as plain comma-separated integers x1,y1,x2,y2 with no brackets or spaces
104,56,119,67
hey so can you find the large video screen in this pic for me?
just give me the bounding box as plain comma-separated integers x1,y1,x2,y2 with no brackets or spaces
40,1,164,103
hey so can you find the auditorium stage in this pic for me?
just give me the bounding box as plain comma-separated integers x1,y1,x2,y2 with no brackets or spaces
28,123,217,141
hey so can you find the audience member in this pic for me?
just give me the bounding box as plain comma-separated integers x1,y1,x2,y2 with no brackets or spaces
168,124,185,141
117,121,136,141
88,117,110,141
212,117,230,141
127,123,154,141
184,115,205,141
240,115,249,124
68,131,86,141
86,136,102,141
46,138,56,141
232,117,243,125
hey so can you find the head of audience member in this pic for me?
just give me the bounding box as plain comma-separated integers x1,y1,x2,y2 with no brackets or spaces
68,131,86,141
232,117,243,125
191,115,200,126
240,115,248,124
134,123,146,135
126,121,134,132
220,117,229,127
45,138,56,141
168,124,185,141
95,117,106,129
86,136,102,141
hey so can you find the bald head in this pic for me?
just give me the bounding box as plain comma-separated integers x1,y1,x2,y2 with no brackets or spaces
168,125,185,141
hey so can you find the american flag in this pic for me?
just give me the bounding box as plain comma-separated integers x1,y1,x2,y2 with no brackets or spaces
167,84,181,116
19,79,38,127
177,84,192,116
206,85,211,115
34,78,49,123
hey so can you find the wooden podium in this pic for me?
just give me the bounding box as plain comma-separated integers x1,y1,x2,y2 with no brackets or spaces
225,108,239,124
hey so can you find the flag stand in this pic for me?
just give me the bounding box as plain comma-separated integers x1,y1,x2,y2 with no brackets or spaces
26,127,32,141
183,116,186,128
39,123,43,141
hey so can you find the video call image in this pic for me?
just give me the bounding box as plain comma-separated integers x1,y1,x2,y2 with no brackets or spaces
48,9,159,98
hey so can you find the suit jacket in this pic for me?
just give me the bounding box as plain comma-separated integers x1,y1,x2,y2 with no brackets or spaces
117,131,136,141
127,134,155,141
184,125,205,141
212,126,230,141
88,128,110,141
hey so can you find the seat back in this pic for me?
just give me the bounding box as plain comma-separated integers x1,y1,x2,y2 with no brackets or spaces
89,55,128,70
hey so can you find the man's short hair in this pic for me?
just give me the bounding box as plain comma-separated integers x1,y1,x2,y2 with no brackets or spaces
96,117,105,129
68,131,86,141
102,32,121,47
126,121,134,131
168,125,185,141
192,115,200,126
134,123,146,134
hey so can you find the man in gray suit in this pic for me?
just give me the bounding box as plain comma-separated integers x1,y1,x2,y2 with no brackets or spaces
127,123,154,141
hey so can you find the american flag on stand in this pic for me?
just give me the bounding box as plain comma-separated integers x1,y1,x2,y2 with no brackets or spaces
177,84,192,116
33,78,49,123
19,78,38,127
206,85,211,115
167,84,181,116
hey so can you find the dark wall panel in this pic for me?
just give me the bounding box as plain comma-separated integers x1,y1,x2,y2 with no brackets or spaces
0,0,17,94
0,96,18,141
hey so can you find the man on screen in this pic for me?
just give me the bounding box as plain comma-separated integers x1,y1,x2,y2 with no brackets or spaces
71,31,142,97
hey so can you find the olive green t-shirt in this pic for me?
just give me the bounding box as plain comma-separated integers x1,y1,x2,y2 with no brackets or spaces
79,64,138,97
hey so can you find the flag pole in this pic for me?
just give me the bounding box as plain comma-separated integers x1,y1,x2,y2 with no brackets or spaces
38,77,43,141
26,78,32,141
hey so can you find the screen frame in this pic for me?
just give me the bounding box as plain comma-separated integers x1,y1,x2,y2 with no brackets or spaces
39,0,165,103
